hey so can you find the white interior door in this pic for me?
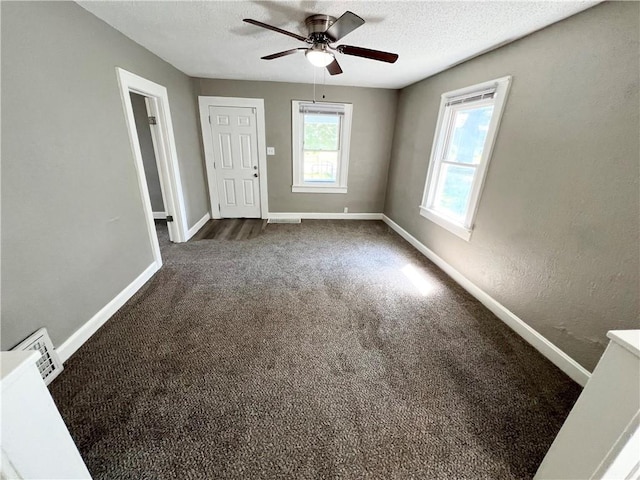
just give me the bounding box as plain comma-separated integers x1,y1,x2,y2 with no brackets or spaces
208,106,261,218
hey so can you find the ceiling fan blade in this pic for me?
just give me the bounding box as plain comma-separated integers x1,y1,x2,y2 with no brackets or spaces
243,18,308,42
337,45,399,63
261,48,307,60
326,58,343,75
324,11,365,42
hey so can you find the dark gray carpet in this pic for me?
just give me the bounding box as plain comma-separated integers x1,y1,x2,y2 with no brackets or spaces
50,220,581,480
191,218,268,240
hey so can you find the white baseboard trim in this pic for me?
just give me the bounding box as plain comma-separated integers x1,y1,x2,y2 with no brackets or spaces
185,212,211,240
56,262,159,363
267,212,383,220
153,212,167,220
382,214,591,387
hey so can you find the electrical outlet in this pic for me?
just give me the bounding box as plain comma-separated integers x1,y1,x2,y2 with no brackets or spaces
266,147,275,156
344,207,348,213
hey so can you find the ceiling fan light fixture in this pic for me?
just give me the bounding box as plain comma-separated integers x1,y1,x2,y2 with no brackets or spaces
305,47,334,67
245,11,399,75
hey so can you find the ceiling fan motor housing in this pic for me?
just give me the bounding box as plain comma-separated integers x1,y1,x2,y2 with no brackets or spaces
305,14,336,39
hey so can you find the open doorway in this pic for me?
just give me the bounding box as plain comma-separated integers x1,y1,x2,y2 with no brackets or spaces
129,93,167,221
116,68,189,267
128,92,172,248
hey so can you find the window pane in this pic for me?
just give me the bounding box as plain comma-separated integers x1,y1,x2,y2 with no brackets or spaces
303,151,338,182
444,105,494,165
304,114,340,151
433,164,476,221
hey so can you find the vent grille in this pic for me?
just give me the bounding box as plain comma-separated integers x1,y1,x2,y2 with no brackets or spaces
268,218,302,224
12,328,63,385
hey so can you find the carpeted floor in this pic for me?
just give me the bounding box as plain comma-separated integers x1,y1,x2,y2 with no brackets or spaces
50,220,581,480
191,218,268,240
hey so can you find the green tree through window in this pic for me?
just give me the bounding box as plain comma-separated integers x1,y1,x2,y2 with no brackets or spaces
304,115,340,150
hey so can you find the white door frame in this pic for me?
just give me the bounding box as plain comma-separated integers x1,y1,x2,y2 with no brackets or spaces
116,68,189,266
198,96,269,219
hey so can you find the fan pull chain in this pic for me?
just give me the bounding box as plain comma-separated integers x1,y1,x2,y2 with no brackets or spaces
322,67,327,100
313,66,317,103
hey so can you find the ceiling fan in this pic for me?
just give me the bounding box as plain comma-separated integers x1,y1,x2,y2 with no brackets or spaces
243,11,399,76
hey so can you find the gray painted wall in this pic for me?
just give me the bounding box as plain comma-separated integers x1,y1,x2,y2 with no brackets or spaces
384,1,639,371
197,79,398,213
130,93,165,213
1,1,208,350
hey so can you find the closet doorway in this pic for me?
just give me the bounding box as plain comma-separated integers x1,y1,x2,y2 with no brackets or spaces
116,68,189,266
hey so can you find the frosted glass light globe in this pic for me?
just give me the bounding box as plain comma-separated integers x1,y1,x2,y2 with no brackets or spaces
305,49,334,67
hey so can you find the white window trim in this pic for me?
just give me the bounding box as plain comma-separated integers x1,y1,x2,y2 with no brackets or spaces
420,76,512,241
291,100,352,194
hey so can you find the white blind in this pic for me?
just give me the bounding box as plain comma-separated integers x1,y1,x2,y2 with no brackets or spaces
446,87,496,107
299,102,345,116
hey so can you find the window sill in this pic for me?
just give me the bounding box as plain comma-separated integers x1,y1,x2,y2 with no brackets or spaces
419,206,472,241
292,185,347,194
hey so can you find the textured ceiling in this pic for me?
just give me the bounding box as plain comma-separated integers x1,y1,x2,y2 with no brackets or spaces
77,1,599,89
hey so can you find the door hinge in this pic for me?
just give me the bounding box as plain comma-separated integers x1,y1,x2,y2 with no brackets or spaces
166,215,174,222
208,115,211,124
148,116,157,125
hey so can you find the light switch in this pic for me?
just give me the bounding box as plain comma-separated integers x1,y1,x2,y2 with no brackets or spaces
267,147,275,156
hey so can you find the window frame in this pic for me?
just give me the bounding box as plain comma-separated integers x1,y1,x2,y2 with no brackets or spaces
420,76,512,241
291,100,353,194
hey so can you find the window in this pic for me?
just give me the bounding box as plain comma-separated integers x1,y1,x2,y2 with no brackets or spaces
292,101,352,193
420,76,511,240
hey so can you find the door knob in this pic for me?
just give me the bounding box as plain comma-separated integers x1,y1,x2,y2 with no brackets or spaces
253,166,258,170
253,173,258,177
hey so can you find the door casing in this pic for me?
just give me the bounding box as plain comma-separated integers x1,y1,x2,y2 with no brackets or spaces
198,96,269,219
116,68,190,268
